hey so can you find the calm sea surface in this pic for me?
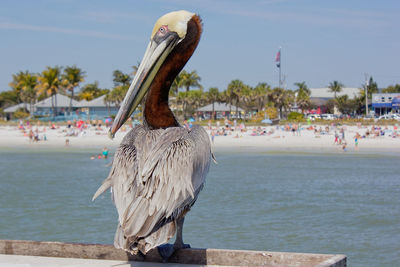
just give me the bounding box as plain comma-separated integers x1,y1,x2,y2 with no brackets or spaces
0,147,399,266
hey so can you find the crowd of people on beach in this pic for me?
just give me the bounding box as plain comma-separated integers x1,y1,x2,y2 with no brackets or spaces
10,117,400,152
18,120,47,143
17,118,132,145
205,117,400,151
64,119,114,137
17,119,112,159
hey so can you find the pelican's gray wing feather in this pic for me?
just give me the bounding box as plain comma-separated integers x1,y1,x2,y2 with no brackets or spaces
93,125,211,254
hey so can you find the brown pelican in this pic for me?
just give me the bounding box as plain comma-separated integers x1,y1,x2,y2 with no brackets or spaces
92,10,211,260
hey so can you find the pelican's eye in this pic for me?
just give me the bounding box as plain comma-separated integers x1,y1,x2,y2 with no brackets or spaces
159,25,168,35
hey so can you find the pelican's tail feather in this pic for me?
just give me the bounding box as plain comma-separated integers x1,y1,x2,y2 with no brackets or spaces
92,178,112,201
115,220,176,255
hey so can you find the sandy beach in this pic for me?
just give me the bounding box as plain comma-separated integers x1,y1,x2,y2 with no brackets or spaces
1,122,399,153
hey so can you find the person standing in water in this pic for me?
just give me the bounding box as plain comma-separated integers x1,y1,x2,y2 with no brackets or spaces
354,132,360,151
102,147,109,159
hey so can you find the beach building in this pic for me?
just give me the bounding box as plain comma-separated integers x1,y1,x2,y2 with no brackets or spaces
32,93,119,120
76,94,119,119
309,87,361,114
2,93,121,121
4,103,36,113
372,93,400,116
3,103,36,120
197,102,244,119
34,93,80,116
309,87,360,103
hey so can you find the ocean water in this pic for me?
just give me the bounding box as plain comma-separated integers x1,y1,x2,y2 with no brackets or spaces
0,147,399,266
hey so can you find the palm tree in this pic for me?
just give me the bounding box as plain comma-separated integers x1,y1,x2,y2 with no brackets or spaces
219,90,229,105
382,84,400,93
78,81,109,101
170,72,183,96
222,88,233,115
62,66,85,114
328,81,344,114
177,91,190,119
206,87,219,120
37,66,62,117
352,94,365,114
294,81,311,113
109,70,132,109
187,90,204,116
283,90,295,116
364,76,378,99
240,85,255,120
227,79,245,118
270,87,290,119
175,90,204,119
336,95,353,114
113,70,132,87
296,94,311,114
294,81,311,95
328,80,344,99
254,82,271,111
106,85,129,107
80,91,95,101
0,90,19,109
9,71,38,115
179,70,202,92
19,72,39,118
9,71,26,104
354,77,378,115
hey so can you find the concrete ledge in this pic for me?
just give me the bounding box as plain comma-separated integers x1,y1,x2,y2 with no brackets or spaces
0,240,346,266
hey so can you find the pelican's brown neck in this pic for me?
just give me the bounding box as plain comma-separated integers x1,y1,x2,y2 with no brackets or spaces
144,16,202,129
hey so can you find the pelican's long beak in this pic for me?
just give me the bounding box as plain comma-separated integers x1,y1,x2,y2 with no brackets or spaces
109,33,180,138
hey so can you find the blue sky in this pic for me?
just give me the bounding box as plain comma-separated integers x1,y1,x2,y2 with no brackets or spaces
1,0,399,92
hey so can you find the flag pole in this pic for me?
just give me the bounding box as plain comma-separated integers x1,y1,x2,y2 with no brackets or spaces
365,73,369,116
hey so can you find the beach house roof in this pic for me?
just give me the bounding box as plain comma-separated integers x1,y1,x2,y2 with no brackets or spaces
77,99,90,107
76,95,117,108
197,102,244,112
309,88,360,99
35,93,80,108
4,103,36,113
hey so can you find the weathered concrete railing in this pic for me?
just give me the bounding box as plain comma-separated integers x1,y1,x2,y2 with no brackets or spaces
0,240,346,266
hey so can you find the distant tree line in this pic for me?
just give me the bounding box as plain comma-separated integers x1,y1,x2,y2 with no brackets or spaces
1,64,399,120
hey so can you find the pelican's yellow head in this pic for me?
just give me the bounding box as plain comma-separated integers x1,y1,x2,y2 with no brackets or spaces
151,10,195,40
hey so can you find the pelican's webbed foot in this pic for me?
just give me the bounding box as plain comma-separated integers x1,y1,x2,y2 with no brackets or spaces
158,217,190,262
157,243,191,262
182,243,191,249
158,243,175,262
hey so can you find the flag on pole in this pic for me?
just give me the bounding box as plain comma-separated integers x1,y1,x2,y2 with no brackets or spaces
275,50,281,68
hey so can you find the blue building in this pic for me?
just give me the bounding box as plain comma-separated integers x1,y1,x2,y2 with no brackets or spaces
34,93,120,121
372,93,400,116
77,95,119,120
35,93,80,117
